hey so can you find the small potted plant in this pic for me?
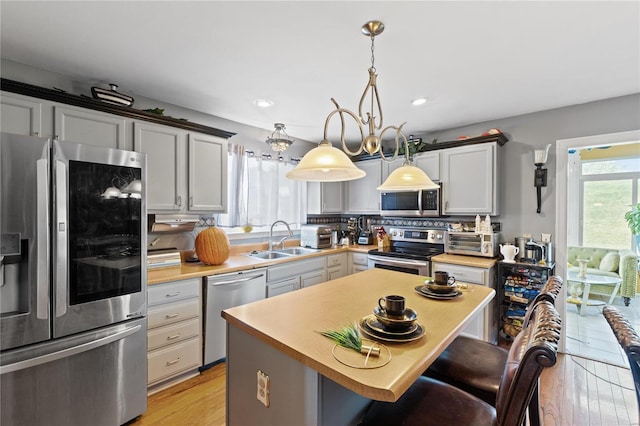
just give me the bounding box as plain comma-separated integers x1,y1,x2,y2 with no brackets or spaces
624,203,640,254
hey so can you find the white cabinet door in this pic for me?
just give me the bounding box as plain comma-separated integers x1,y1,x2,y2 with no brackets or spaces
346,160,382,213
188,133,227,212
300,269,327,288
134,121,186,212
414,151,440,181
440,143,497,215
54,105,128,149
267,277,299,298
0,92,43,137
307,181,344,214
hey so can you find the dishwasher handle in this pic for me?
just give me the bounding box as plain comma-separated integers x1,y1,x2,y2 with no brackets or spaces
209,273,265,286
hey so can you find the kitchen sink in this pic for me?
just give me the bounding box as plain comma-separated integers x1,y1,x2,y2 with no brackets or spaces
275,247,321,255
246,251,294,260
245,247,321,260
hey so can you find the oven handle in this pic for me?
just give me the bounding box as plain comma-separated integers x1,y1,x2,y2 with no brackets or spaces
367,255,429,267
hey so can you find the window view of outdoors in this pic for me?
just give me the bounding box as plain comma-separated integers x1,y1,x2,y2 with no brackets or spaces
582,155,640,250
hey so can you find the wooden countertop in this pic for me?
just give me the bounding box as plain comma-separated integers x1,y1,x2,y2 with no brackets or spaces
431,253,498,269
222,268,495,402
147,244,378,285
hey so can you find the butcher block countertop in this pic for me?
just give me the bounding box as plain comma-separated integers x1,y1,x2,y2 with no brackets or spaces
431,253,499,269
147,243,378,285
222,268,495,403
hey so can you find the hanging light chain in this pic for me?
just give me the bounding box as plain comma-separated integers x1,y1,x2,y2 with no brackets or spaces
370,33,376,72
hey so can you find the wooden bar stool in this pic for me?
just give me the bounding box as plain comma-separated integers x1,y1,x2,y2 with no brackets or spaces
359,300,561,426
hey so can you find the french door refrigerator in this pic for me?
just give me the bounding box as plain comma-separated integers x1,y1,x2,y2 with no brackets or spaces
0,132,147,426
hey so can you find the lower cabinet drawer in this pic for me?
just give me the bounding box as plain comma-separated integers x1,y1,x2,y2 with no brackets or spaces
351,252,368,265
432,262,487,285
148,337,201,385
147,317,200,351
148,299,199,329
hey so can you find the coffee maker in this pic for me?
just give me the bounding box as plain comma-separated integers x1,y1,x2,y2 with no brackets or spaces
523,241,546,264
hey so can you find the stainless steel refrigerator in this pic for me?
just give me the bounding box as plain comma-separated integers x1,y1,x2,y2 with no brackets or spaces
1,133,148,425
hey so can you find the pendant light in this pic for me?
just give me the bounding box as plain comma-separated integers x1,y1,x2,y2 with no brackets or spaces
265,123,294,152
287,20,437,190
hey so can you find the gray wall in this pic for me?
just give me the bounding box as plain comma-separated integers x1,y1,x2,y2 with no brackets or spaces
3,59,639,244
0,59,317,159
422,94,640,243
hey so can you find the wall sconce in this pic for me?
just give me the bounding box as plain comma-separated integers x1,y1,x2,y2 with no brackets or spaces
533,144,551,214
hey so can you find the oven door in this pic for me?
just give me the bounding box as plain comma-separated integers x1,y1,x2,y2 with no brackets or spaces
52,140,146,338
367,254,431,276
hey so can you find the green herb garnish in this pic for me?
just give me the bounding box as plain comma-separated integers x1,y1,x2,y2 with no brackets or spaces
317,323,362,352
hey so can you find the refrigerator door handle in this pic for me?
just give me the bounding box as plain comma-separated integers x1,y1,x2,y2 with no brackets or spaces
55,159,68,317
0,324,142,375
36,158,50,319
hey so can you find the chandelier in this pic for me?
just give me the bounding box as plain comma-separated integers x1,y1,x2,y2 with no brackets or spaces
265,123,294,152
287,21,438,191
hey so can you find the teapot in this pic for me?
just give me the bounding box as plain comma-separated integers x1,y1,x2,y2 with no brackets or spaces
500,243,519,262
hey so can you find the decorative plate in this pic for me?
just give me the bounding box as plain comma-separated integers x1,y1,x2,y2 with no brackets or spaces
359,317,425,343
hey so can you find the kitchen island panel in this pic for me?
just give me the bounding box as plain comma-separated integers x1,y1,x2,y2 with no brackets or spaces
223,269,495,404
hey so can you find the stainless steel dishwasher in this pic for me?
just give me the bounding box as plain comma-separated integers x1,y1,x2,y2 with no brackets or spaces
203,268,266,365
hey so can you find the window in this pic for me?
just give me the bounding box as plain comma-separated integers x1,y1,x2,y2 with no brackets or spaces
215,146,306,235
580,147,640,249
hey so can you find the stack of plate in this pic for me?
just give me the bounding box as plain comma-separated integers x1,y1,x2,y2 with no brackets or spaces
414,280,462,300
359,307,425,343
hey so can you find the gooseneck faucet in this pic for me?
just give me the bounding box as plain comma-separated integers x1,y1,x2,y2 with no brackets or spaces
269,220,293,250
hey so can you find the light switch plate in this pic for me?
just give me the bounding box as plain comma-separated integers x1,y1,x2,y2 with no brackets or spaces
257,370,270,407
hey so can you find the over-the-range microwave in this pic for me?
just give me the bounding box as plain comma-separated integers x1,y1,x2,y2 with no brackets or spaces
379,184,441,217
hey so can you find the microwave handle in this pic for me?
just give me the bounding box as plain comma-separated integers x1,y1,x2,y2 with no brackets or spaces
417,190,423,214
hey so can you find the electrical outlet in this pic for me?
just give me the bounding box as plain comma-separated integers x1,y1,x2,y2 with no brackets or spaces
257,370,270,407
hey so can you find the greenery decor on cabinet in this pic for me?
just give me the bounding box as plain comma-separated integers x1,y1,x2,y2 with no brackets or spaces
195,227,230,265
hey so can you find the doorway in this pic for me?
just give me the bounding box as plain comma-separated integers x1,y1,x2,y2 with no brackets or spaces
556,130,640,366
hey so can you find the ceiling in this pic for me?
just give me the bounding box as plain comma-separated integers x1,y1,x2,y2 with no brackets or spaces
1,1,639,144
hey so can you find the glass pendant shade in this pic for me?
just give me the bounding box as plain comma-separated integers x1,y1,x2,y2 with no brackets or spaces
266,123,294,152
286,141,366,182
377,163,439,191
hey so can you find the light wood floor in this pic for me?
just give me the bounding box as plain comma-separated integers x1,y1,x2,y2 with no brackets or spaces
131,354,638,426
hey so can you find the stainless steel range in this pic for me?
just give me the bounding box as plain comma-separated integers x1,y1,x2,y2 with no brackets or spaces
367,227,445,276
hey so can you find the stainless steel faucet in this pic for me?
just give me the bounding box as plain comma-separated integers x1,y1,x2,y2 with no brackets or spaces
269,220,293,250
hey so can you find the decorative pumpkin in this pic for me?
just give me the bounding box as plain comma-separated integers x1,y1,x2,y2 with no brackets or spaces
195,227,230,265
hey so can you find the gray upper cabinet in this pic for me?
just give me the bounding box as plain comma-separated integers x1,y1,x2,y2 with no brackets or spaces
0,92,43,137
188,133,227,212
440,142,498,215
134,121,185,212
414,151,440,181
346,160,382,213
54,105,128,149
134,121,228,214
307,181,344,214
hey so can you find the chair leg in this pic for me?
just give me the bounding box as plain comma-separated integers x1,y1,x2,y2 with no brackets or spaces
528,384,541,426
625,297,631,306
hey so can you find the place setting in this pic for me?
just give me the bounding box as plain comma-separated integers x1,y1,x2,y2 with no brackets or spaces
359,295,426,343
414,271,463,300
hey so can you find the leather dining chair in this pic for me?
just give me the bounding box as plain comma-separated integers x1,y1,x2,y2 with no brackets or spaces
603,305,640,414
359,300,562,426
421,276,563,425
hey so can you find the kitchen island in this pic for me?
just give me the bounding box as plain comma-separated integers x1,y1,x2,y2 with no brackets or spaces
222,268,495,426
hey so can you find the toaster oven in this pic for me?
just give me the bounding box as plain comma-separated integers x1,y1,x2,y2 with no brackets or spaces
300,225,333,249
445,231,501,258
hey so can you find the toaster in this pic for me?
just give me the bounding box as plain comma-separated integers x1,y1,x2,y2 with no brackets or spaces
300,225,333,249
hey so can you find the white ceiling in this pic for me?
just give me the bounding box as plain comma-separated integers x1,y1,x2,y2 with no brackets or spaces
1,1,639,144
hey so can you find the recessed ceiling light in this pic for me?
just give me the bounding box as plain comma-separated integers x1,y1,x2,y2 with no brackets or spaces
411,97,428,106
254,98,274,108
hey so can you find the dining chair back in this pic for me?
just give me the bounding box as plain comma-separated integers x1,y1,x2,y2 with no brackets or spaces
603,305,640,415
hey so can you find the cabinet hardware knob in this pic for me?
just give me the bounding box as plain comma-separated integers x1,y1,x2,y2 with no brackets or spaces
166,358,180,366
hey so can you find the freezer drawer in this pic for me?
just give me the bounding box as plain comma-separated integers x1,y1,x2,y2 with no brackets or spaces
1,318,147,426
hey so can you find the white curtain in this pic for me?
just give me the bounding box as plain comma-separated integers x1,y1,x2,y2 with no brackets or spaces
216,146,306,228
